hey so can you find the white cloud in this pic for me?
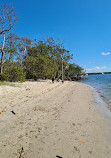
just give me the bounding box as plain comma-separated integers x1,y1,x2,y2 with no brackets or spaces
87,66,106,72
101,52,110,56
88,61,92,64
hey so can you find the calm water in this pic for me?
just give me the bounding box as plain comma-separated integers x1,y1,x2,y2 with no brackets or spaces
81,74,111,108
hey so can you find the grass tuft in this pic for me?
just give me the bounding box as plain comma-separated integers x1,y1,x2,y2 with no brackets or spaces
0,81,22,87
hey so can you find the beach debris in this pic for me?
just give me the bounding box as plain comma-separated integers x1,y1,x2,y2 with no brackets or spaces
72,123,75,126
2,110,6,112
18,147,24,158
11,110,16,115
79,141,84,143
74,146,80,152
56,156,62,158
89,150,92,154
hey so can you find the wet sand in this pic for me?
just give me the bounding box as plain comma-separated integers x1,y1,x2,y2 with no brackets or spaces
0,80,111,158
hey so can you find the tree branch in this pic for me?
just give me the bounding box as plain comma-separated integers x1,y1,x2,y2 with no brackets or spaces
0,27,11,34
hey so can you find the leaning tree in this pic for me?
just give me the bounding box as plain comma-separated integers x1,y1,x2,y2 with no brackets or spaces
0,4,18,74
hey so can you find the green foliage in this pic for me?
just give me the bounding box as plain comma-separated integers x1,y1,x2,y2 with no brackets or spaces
0,74,6,81
23,53,57,79
0,33,83,81
23,38,72,80
65,63,84,79
0,61,25,82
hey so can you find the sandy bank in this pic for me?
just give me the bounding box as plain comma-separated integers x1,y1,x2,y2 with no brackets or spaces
0,80,111,158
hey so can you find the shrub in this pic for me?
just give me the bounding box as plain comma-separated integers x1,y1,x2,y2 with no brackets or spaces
1,65,25,82
0,73,6,81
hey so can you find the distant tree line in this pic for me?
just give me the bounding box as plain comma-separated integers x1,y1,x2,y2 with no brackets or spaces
0,4,84,82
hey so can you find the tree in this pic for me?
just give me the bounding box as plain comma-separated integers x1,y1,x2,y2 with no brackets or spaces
0,4,18,73
45,37,72,79
5,33,19,61
18,37,32,65
65,63,84,80
23,44,58,79
74,64,84,77
55,43,72,80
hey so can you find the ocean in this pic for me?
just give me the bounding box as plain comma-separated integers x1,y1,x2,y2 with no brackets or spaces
80,74,111,109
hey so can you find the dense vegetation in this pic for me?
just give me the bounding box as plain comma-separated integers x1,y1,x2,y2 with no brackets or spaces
0,4,84,82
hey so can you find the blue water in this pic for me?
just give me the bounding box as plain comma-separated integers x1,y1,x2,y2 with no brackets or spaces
80,74,111,108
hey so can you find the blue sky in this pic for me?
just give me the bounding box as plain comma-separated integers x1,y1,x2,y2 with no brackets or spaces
1,0,111,72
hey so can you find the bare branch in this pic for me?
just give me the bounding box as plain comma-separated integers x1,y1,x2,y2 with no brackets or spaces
0,4,18,35
0,28,11,34
0,4,18,74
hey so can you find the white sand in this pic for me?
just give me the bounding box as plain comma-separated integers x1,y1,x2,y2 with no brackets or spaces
0,80,111,158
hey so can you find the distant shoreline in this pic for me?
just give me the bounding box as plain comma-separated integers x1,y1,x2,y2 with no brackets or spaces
86,72,111,75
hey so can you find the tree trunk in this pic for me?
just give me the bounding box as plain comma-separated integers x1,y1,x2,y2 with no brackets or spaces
1,51,4,74
62,60,64,81
24,46,27,56
57,69,59,79
1,33,5,74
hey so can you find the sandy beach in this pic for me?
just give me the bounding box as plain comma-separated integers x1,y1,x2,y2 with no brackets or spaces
0,80,111,158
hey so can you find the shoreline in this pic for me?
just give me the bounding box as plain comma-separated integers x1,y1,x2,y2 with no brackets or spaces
80,74,111,112
89,85,111,115
0,81,111,157
89,84,111,132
